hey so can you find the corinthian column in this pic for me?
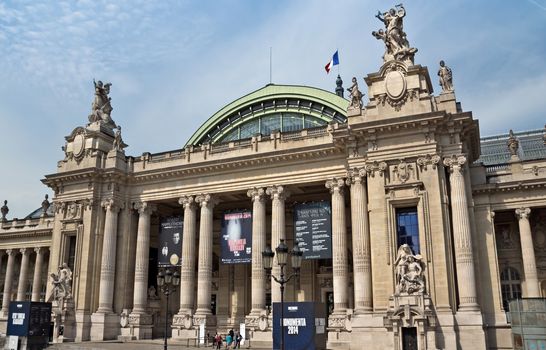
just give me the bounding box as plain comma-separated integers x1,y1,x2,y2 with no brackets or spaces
325,178,349,320
515,207,540,297
195,194,218,318
31,247,46,302
178,195,197,316
266,185,289,304
347,169,373,314
247,187,266,316
444,155,479,311
96,199,121,313
17,248,31,301
131,201,156,314
1,250,15,315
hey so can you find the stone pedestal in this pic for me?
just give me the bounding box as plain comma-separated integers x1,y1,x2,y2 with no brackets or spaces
123,313,153,340
52,299,77,343
383,294,436,350
90,312,120,341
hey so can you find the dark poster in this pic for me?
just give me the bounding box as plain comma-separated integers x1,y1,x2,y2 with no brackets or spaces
220,211,252,264
294,202,332,259
158,216,183,267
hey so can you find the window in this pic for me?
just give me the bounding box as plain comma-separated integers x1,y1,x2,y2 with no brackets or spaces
67,235,77,272
500,267,522,311
396,207,420,254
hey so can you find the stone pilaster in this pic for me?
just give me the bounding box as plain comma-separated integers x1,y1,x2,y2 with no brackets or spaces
266,185,289,304
1,250,15,316
443,155,479,311
17,248,31,301
347,169,373,314
96,199,122,313
31,247,46,302
515,207,540,297
247,187,267,317
127,201,156,340
177,195,197,317
194,194,218,326
325,178,349,329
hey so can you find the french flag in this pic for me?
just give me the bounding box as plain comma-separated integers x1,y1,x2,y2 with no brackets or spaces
324,50,339,74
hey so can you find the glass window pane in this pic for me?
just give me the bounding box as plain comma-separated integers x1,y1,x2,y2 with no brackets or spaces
396,207,419,254
261,114,281,135
239,120,259,139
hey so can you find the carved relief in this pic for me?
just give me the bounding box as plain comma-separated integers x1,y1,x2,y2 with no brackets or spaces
394,245,426,295
393,159,412,183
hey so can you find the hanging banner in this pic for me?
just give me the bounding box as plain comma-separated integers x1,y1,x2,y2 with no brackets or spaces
220,211,252,264
294,202,332,259
158,216,183,267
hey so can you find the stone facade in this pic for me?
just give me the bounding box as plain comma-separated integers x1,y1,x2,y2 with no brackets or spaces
0,8,546,350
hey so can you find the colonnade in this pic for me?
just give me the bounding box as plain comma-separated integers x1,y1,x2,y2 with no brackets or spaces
0,247,49,316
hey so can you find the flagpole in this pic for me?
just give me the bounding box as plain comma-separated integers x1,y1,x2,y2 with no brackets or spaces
270,47,273,84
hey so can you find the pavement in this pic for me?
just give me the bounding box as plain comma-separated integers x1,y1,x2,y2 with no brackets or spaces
46,339,265,350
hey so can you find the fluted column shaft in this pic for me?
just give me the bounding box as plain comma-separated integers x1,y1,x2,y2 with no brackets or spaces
1,250,16,313
97,199,121,313
267,186,288,303
444,155,479,311
516,207,540,297
17,249,31,301
326,178,348,313
31,247,46,302
248,187,266,314
179,196,197,315
195,194,217,314
348,170,373,313
132,202,155,314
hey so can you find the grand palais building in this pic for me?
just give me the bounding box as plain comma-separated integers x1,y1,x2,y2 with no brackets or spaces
0,6,545,350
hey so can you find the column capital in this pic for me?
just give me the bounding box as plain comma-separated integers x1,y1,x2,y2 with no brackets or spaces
101,198,123,212
195,193,219,208
5,249,14,256
443,154,467,172
178,195,196,210
326,178,345,195
247,187,266,202
135,201,156,215
20,248,31,256
516,207,531,220
34,247,46,254
346,168,367,185
266,185,290,201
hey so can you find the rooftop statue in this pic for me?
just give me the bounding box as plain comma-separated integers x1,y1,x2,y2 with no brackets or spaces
372,4,417,64
438,60,454,93
347,77,364,110
89,79,116,128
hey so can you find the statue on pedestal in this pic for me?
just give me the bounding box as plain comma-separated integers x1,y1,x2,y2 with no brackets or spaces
89,79,116,128
438,60,454,93
394,244,425,295
347,77,363,109
48,263,73,304
372,4,417,63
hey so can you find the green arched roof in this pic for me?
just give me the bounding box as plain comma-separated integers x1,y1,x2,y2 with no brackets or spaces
185,84,349,146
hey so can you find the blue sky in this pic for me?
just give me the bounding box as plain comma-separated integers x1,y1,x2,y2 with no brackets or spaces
1,0,545,217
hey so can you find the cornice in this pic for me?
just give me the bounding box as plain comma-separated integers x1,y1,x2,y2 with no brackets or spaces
472,179,546,194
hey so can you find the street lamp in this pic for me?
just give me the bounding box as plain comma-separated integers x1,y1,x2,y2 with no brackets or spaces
157,268,180,350
262,239,303,350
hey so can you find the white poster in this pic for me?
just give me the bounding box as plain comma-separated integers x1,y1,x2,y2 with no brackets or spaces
239,323,246,345
199,323,205,344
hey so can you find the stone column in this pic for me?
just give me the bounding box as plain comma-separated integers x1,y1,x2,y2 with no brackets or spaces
443,155,479,311
266,185,289,304
194,194,218,324
31,247,46,302
131,202,155,313
177,195,197,317
1,250,15,315
247,187,267,317
97,199,121,313
515,207,540,297
347,169,373,314
325,178,349,327
17,248,31,301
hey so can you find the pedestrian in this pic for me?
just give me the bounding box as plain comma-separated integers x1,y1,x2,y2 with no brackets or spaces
234,331,242,349
214,332,222,350
225,333,233,349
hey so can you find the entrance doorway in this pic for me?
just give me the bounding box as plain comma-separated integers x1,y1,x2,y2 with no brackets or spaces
402,327,417,350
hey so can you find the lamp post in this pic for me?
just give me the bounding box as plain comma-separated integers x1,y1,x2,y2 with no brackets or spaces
262,239,303,350
157,268,180,350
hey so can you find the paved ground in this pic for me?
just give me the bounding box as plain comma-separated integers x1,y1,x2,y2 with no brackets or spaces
47,339,265,350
